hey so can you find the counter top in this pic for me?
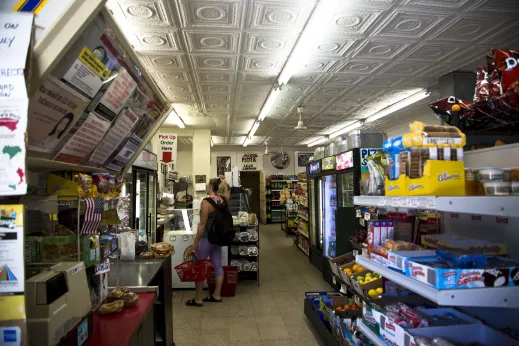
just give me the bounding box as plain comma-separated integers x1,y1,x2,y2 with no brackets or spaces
108,257,169,287
85,292,156,346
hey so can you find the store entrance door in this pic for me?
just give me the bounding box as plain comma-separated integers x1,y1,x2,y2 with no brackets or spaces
240,171,260,216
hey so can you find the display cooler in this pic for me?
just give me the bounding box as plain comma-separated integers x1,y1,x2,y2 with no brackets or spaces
306,148,381,286
121,150,158,248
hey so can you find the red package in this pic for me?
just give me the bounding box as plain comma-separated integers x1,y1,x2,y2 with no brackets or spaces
493,48,519,93
428,96,470,125
386,312,410,328
486,55,496,74
397,303,429,328
473,66,489,103
488,69,502,98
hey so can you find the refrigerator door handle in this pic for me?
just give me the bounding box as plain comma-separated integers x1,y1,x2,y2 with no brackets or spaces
147,213,151,237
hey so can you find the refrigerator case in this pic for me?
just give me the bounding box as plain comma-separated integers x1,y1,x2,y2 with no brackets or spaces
164,209,228,288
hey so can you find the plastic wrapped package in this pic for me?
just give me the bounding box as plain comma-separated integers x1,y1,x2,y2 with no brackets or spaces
119,232,136,260
248,230,258,241
238,245,249,255
249,246,258,256
385,239,421,251
239,232,250,242
230,245,239,255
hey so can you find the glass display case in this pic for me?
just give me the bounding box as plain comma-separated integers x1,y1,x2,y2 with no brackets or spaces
339,172,355,207
322,175,337,258
228,187,250,216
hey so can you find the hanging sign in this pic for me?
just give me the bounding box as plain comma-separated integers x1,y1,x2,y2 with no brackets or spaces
322,156,335,170
240,153,258,171
308,161,321,175
158,133,177,164
336,151,354,170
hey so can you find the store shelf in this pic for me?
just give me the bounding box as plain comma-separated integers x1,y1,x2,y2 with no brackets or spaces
270,180,299,182
298,229,309,238
298,213,309,222
298,244,309,256
354,196,519,218
271,189,294,191
357,320,385,346
27,157,119,174
355,255,519,308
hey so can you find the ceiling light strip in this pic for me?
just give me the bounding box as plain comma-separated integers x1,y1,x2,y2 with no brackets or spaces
364,90,430,123
169,106,186,129
307,137,329,148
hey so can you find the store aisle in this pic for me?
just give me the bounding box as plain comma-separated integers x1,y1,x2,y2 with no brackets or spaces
172,224,331,346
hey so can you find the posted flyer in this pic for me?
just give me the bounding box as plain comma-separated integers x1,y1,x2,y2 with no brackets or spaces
89,107,141,167
106,134,142,172
27,78,89,153
0,205,24,294
93,68,137,122
54,112,111,164
62,46,109,98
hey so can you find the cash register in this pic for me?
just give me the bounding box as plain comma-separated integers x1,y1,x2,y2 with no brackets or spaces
25,262,92,346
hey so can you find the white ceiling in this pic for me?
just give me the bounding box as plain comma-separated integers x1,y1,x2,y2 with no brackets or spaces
108,0,519,147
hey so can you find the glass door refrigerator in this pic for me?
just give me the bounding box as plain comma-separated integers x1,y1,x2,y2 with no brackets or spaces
307,161,323,271
122,150,158,249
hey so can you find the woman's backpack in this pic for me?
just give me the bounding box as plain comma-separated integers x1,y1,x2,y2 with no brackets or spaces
204,198,235,246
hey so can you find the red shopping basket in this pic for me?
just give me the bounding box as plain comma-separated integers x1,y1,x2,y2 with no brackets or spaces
174,259,213,282
208,266,238,297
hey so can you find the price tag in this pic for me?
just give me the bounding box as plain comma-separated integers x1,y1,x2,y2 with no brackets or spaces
95,259,110,276
340,284,348,294
353,249,359,257
354,294,361,305
391,197,402,207
364,212,371,221
401,198,410,207
362,247,368,256
378,197,387,206
356,209,362,218
410,197,420,208
332,276,337,285
427,197,436,209
359,219,365,227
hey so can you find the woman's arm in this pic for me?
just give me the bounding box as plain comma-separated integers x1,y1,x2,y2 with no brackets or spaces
193,200,209,252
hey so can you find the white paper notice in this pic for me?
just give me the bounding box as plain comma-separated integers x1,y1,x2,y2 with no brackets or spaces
27,78,89,153
0,98,28,136
63,47,108,98
89,107,140,166
54,112,111,164
0,134,26,196
0,12,34,69
95,68,137,121
106,134,142,172
0,205,24,294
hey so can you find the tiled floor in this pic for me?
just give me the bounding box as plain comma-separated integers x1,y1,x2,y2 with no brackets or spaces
172,224,332,346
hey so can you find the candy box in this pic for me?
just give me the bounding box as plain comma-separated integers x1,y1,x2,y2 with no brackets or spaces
405,257,519,290
408,324,519,346
388,250,437,273
421,234,508,256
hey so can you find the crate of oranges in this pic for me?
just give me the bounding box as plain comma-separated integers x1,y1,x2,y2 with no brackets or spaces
322,296,362,321
339,262,366,287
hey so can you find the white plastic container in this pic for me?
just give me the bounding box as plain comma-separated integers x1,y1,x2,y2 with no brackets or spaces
511,181,519,195
483,181,511,196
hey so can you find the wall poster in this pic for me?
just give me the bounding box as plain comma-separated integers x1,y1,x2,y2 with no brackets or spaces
296,152,313,167
241,153,259,171
27,78,89,153
217,157,231,176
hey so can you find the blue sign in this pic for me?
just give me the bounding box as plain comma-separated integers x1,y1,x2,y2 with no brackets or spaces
360,148,381,167
308,161,321,174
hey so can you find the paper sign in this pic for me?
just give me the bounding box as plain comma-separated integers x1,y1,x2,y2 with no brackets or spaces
0,73,27,100
54,112,111,164
322,156,335,170
106,134,142,171
94,68,137,121
0,205,24,294
0,134,26,195
89,107,140,166
158,133,177,163
336,151,354,170
240,153,258,171
0,12,33,69
0,98,28,135
27,78,89,153
308,161,321,174
63,47,108,98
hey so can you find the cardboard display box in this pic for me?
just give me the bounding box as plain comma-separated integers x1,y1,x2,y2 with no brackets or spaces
25,235,100,266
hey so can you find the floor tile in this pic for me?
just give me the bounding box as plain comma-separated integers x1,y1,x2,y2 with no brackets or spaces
198,328,230,345
229,305,255,317
253,306,280,317
201,317,229,331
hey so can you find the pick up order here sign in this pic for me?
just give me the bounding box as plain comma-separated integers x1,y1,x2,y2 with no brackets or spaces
158,133,177,164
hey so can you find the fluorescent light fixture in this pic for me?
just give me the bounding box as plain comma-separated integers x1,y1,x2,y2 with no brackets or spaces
329,121,362,139
278,0,338,85
258,88,281,121
249,122,260,139
169,104,186,129
307,137,329,147
365,90,430,123
243,137,251,147
210,137,214,147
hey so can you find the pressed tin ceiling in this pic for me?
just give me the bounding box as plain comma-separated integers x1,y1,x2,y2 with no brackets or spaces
108,0,519,146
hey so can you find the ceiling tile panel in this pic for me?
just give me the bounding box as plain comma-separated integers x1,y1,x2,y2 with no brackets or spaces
150,71,191,83
176,0,243,29
431,15,511,43
183,31,241,53
242,56,287,74
336,60,385,74
194,71,236,83
311,37,358,57
112,0,175,28
328,8,384,36
198,84,232,93
190,54,238,70
371,9,447,39
401,0,471,9
350,39,410,60
139,54,188,70
247,0,316,32
129,31,181,52
239,73,277,84
244,33,297,55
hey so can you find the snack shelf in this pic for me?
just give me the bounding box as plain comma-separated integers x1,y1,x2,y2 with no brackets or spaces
270,180,299,182
298,229,309,238
356,320,385,346
28,157,119,175
298,213,309,221
354,196,519,218
297,244,310,257
271,189,294,191
355,255,519,308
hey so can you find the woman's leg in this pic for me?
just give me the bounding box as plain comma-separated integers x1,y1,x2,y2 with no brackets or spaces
193,238,211,304
209,245,224,300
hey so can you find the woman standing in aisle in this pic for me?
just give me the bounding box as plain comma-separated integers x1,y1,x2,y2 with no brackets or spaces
185,178,229,306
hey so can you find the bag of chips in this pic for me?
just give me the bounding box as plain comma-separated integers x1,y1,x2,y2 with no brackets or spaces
493,48,519,93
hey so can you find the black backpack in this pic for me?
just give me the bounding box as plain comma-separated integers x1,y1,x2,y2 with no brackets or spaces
204,198,235,246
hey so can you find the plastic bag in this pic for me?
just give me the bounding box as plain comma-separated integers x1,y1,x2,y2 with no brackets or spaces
120,232,136,260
